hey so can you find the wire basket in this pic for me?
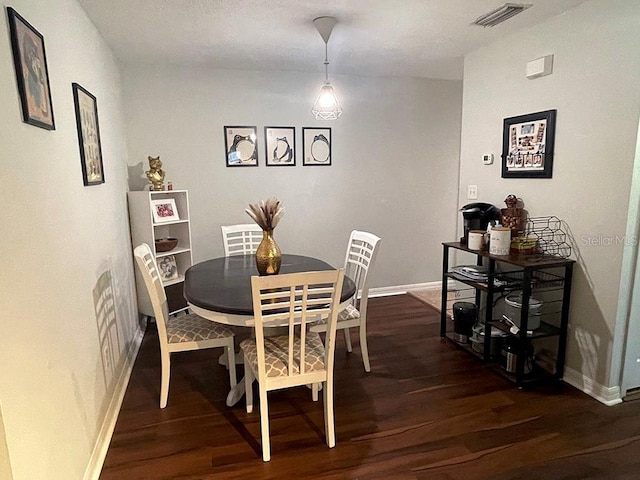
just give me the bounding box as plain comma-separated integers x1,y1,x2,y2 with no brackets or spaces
525,216,572,258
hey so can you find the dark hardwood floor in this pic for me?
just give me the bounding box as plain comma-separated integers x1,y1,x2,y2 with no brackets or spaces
100,295,640,480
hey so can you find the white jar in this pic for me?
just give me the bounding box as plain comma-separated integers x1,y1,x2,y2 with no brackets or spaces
489,227,511,255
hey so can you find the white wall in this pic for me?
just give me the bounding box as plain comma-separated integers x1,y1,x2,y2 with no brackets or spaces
459,0,640,396
0,0,138,478
121,65,463,288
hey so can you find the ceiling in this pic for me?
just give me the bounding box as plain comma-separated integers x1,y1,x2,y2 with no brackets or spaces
78,0,589,81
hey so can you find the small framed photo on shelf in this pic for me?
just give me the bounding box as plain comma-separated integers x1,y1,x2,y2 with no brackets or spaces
302,127,331,166
264,126,296,166
73,83,105,186
157,255,179,282
501,109,556,179
7,7,55,130
224,126,258,166
151,198,180,223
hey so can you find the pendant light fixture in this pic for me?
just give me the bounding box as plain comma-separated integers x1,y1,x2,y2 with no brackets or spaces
311,16,342,120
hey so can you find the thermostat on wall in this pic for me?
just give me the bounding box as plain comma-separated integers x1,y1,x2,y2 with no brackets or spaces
482,154,494,165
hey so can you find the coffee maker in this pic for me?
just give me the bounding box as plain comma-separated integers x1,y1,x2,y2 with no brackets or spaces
460,202,501,244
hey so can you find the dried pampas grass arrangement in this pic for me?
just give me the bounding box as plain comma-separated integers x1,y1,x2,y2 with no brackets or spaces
245,197,284,231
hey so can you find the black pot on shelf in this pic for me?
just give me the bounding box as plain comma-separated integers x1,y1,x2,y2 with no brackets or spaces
452,302,477,343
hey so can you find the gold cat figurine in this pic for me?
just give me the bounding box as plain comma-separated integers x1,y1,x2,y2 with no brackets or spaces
146,156,165,191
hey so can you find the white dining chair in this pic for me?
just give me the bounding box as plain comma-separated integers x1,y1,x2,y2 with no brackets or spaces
133,243,237,408
310,230,381,373
240,268,345,462
221,224,263,256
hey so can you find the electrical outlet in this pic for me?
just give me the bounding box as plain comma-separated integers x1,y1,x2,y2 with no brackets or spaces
467,184,478,200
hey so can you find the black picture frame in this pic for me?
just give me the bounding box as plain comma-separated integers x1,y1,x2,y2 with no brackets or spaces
73,83,105,186
302,127,332,166
502,109,556,178
224,126,258,167
264,126,296,166
7,7,55,130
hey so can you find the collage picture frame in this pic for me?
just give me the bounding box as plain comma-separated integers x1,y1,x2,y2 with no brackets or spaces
501,109,556,179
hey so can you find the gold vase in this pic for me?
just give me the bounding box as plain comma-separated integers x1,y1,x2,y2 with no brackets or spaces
255,229,282,275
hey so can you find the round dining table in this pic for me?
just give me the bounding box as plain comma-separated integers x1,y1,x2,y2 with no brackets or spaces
184,253,356,323
183,253,356,406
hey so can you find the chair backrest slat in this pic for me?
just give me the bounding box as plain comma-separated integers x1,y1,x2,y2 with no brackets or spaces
250,269,345,380
133,243,170,340
221,224,263,256
343,231,382,307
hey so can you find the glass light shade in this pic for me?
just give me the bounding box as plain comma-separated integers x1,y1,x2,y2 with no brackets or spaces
311,83,342,120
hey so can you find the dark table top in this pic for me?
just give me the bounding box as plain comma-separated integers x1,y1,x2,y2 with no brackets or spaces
184,254,356,316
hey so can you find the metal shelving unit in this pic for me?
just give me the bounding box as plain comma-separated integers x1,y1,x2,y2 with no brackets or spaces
440,242,574,388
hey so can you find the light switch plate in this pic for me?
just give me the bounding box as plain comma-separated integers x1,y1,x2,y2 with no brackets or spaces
482,154,494,165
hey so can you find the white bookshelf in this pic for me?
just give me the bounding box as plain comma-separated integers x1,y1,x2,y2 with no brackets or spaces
127,190,193,316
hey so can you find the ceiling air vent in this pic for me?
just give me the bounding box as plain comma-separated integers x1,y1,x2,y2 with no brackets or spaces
471,3,533,27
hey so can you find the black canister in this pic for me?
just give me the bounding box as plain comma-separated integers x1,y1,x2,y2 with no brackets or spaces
502,338,533,374
452,302,477,343
502,339,518,373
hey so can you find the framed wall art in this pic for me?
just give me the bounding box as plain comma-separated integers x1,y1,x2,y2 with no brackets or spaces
502,109,556,178
151,198,179,223
224,126,258,166
264,126,296,166
7,7,55,130
73,83,105,186
302,127,332,166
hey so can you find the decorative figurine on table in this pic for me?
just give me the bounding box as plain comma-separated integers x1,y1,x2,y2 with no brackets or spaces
146,156,165,191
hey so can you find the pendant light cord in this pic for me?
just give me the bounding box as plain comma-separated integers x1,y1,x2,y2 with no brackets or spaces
324,42,329,83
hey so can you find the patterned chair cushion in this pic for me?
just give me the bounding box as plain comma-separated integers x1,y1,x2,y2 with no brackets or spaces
240,331,326,378
311,303,360,328
165,313,234,344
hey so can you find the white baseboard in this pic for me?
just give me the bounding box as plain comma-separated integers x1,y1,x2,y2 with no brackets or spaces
562,366,623,406
83,325,145,480
371,283,625,407
369,280,449,298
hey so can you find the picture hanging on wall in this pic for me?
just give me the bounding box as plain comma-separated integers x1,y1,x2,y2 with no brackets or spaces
264,127,296,166
7,7,55,130
302,127,332,166
501,109,556,179
73,83,105,186
224,126,258,166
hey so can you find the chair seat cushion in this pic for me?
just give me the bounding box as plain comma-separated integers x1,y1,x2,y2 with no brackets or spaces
166,313,234,343
312,303,361,328
240,331,326,378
